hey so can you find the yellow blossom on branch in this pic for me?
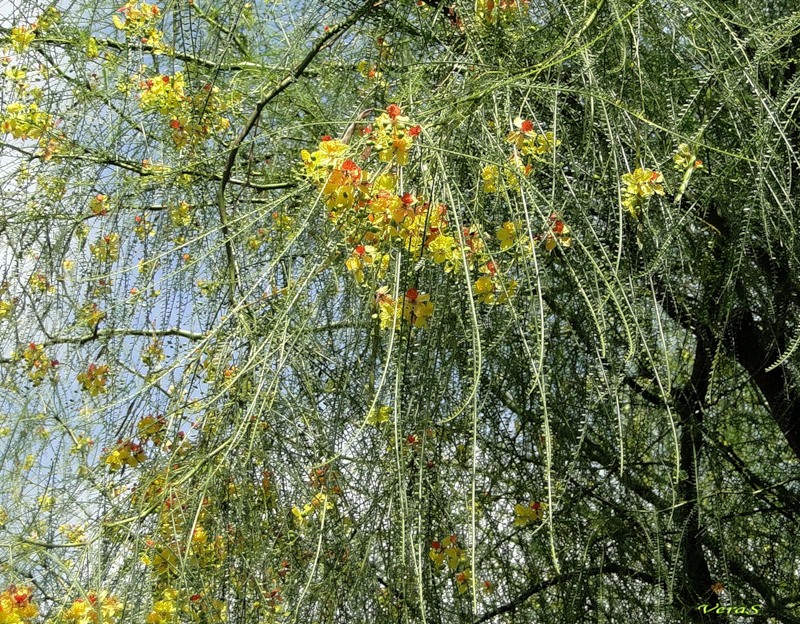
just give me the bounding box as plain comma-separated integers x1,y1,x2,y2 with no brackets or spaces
139,74,186,114
367,405,392,425
429,535,462,571
77,363,110,396
112,0,160,33
514,500,546,526
0,586,38,622
103,439,146,471
10,26,36,53
90,233,121,262
367,104,420,166
61,591,123,624
19,342,58,386
621,167,664,218
1,101,53,140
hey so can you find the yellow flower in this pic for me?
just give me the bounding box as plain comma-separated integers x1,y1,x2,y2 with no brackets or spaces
456,570,472,594
1,101,53,140
78,302,105,329
10,26,36,53
474,276,495,304
402,290,434,328
77,363,110,396
113,0,161,33
367,405,392,425
429,535,462,571
291,505,306,525
368,107,418,166
481,164,499,193
89,233,121,262
168,201,193,227
514,500,546,526
427,234,459,267
139,73,186,114
620,167,664,218
496,221,518,251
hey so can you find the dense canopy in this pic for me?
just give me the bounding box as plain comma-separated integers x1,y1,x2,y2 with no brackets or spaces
1,0,799,622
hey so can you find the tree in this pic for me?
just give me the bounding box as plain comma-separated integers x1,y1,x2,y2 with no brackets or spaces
1,0,798,622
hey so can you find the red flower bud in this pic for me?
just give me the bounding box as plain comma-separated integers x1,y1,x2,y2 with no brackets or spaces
386,104,402,119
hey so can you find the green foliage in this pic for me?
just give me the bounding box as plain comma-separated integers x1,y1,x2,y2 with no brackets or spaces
1,0,799,622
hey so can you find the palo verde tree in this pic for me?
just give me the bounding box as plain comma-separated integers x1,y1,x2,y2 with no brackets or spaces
0,0,799,622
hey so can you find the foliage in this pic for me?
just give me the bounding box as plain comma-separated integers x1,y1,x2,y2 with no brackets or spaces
1,0,799,622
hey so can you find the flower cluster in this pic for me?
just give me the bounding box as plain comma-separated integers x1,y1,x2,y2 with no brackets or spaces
366,104,421,165
492,211,571,259
430,535,471,594
0,298,15,321
0,586,38,623
90,233,121,262
301,138,352,188
367,405,392,425
1,102,53,140
474,272,516,305
134,215,156,241
506,118,560,158
673,143,703,171
161,203,189,229
299,112,437,323
292,492,335,526
139,74,186,114
138,74,231,149
78,303,105,329
141,339,165,367
513,500,546,526
621,167,664,218
8,26,35,53
356,60,384,85
146,587,178,624
145,588,225,624
429,534,462,570
539,212,572,252
89,194,109,216
77,363,110,396
112,0,160,32
28,272,54,294
300,106,527,329
103,439,146,470
481,119,559,194
60,591,124,624
375,287,435,330
168,83,231,149
19,342,58,386
137,414,166,443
